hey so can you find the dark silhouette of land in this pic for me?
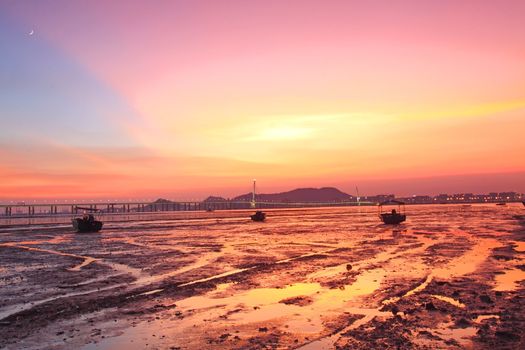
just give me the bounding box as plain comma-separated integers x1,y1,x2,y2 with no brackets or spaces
203,187,523,205
232,187,354,202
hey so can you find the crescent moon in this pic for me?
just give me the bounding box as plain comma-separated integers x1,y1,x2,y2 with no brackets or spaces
29,30,34,36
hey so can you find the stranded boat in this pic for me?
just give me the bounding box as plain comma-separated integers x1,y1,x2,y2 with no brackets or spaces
72,214,103,232
72,207,103,232
378,200,406,225
250,211,266,222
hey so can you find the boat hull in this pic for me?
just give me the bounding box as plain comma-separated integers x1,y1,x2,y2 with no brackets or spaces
250,212,266,222
380,213,406,225
72,218,103,233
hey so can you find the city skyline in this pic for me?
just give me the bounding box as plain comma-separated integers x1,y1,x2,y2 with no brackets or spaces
1,1,525,199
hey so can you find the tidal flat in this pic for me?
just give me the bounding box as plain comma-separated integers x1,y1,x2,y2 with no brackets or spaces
1,205,524,349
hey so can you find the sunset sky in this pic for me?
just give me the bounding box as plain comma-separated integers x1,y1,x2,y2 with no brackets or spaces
1,0,525,200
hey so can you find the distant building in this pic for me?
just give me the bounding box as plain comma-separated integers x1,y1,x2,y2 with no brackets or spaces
362,194,395,203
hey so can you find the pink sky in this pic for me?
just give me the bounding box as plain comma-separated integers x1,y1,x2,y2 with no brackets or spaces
1,1,525,200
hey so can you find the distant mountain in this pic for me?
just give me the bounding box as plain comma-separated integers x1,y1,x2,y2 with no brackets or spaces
137,198,176,212
153,198,173,204
149,187,354,205
233,187,354,203
203,196,228,202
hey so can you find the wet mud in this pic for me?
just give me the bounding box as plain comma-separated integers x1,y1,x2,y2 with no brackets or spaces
1,204,524,349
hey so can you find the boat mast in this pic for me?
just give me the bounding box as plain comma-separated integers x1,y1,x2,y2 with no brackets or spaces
251,179,256,208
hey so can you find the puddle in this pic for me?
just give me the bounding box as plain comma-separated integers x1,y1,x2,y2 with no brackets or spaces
474,314,499,323
84,268,389,350
133,289,164,298
307,246,398,280
69,257,97,271
437,324,477,347
511,241,525,252
178,267,251,287
432,238,502,279
383,274,433,305
417,319,477,348
308,234,436,282
381,237,503,306
298,307,395,350
493,268,525,291
178,245,345,288
430,294,465,308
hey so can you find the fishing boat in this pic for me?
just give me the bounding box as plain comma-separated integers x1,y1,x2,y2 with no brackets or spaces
72,207,103,232
378,200,406,225
250,210,266,222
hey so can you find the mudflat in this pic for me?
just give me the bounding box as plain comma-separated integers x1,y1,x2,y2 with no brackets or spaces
1,205,524,349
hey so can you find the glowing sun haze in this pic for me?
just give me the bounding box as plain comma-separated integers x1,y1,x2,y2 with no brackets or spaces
1,0,524,200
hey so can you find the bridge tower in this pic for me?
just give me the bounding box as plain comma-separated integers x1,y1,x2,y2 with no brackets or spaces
251,179,257,208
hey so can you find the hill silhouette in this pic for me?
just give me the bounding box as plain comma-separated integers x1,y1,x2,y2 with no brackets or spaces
203,196,228,202
233,187,354,202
